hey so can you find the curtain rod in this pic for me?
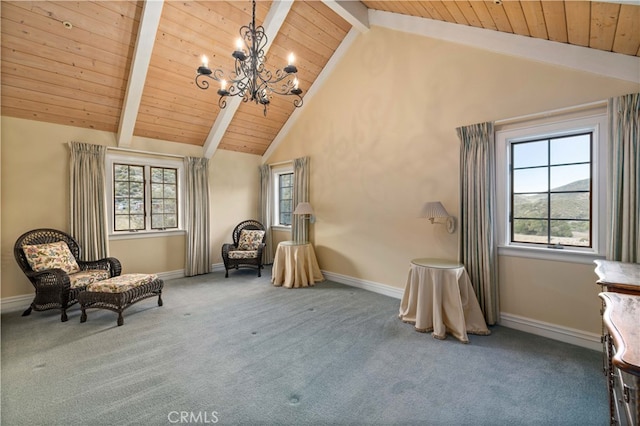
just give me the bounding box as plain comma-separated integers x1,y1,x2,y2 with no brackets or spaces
494,99,607,126
106,146,185,159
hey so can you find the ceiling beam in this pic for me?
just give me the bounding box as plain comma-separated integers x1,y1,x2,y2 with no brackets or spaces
117,0,164,147
203,1,294,159
369,9,640,84
322,0,370,33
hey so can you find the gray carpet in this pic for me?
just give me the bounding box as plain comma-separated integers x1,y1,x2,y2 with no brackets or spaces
1,267,608,425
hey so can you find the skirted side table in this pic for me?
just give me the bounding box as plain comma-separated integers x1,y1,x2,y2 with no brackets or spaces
271,241,324,289
399,258,490,343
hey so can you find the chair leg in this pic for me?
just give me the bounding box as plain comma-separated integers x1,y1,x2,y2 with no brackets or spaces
225,269,229,278
22,306,32,317
60,309,68,322
158,291,163,306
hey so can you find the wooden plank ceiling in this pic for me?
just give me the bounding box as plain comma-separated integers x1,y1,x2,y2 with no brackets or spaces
2,1,639,157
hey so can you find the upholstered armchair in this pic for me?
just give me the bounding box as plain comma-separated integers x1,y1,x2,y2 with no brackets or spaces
14,228,122,322
222,220,267,278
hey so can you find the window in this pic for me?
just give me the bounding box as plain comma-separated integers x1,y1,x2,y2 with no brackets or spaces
510,133,591,248
272,165,294,228
107,153,184,238
496,111,607,263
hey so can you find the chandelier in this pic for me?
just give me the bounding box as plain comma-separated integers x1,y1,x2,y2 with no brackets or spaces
195,0,303,116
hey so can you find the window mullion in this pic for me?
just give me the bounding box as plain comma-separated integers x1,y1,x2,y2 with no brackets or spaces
547,139,552,246
144,166,150,231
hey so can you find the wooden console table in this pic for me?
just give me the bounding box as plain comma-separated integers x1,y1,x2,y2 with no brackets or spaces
595,260,640,425
594,259,640,295
599,292,640,426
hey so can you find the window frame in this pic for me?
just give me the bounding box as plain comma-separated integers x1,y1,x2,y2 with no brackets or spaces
271,164,294,230
106,153,186,240
495,112,607,264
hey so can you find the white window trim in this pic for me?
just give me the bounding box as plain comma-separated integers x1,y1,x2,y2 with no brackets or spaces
271,163,293,231
495,112,608,264
106,152,186,240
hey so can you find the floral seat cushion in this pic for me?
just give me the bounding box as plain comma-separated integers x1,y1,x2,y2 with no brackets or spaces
86,273,158,293
228,250,258,259
237,230,265,251
69,270,110,289
22,241,80,274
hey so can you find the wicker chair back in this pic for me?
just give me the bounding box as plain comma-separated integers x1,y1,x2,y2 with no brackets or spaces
14,228,81,274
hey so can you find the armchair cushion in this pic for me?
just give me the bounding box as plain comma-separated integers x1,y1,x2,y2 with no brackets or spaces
228,250,258,259
22,241,80,274
237,230,265,251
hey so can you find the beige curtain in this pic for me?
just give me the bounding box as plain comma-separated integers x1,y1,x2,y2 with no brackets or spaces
69,142,109,260
259,164,275,264
184,157,211,276
457,122,499,325
292,156,310,243
607,93,640,263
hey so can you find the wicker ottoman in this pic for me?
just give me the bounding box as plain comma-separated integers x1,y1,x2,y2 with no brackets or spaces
79,273,163,326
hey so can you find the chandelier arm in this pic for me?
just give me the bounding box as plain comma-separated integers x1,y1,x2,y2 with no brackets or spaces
195,74,211,90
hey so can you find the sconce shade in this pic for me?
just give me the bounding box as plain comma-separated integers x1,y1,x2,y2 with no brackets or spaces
421,201,449,219
421,201,456,233
293,202,314,215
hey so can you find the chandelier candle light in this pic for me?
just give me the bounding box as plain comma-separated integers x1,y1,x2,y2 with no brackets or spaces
195,0,303,116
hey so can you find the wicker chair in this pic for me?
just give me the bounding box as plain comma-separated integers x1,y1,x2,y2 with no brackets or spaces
14,228,122,322
222,220,267,278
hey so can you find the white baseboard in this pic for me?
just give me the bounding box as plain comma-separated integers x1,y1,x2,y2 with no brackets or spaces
499,313,601,351
322,269,601,351
321,270,405,299
0,294,33,313
211,262,225,272
156,269,185,281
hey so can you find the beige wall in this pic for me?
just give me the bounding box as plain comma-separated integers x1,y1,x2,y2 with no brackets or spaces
1,117,261,299
265,27,639,334
209,149,262,264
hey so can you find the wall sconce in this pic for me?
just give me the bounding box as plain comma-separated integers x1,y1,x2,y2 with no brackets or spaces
293,202,315,223
421,201,456,233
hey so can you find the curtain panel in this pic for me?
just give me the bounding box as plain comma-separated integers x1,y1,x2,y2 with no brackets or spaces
259,164,275,264
184,157,211,276
69,142,109,260
457,122,500,325
607,92,640,263
292,156,310,243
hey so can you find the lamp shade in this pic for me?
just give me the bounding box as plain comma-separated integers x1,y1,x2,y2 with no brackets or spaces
293,202,314,215
421,201,449,219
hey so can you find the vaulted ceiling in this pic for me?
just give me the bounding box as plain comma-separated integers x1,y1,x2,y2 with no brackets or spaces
2,1,639,157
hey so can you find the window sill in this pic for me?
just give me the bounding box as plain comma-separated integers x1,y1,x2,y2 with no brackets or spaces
498,244,605,265
271,225,292,232
109,229,186,241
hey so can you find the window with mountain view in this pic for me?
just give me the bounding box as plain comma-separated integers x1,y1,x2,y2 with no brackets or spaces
510,133,592,248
